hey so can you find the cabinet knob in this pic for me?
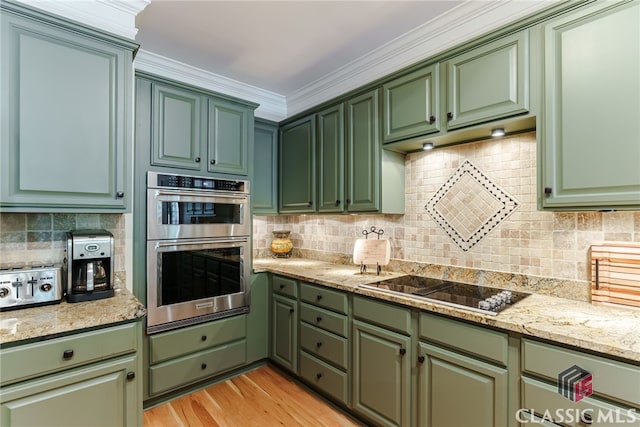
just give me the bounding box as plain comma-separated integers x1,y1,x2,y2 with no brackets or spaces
418,355,425,364
308,201,313,207
335,200,341,206
126,371,135,381
289,308,294,314
210,159,216,165
316,372,323,380
116,191,124,198
346,198,351,205
316,316,322,322
316,295,322,301
279,284,285,289
399,348,406,356
429,115,436,124
316,341,323,348
201,363,207,370
446,112,453,120
201,335,207,341
62,349,74,360
194,157,201,163
544,187,552,195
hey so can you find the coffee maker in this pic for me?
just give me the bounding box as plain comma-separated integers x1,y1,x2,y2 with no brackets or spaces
65,230,114,302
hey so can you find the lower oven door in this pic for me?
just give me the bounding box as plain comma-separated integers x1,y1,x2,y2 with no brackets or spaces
146,237,249,334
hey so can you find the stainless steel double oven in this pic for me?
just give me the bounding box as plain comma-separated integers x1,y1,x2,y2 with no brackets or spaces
146,171,250,334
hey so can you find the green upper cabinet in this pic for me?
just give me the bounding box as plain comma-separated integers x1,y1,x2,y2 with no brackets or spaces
346,90,381,212
279,114,316,213
141,72,256,177
444,31,529,130
208,98,251,175
0,3,136,212
151,82,204,171
382,64,440,144
253,120,278,214
318,103,345,213
539,0,640,210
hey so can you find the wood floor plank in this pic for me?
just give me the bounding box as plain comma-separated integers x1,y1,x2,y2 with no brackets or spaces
143,365,363,427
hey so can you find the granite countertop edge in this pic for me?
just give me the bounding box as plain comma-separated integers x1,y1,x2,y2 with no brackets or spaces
254,258,640,363
0,288,147,347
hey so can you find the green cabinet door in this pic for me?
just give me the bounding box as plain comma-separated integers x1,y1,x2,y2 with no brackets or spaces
246,273,269,363
444,31,529,130
253,120,279,214
0,5,135,211
279,114,316,213
383,64,440,143
208,98,251,175
539,0,640,210
318,103,345,213
151,82,204,171
352,319,411,427
417,342,508,427
271,293,298,373
0,355,139,427
346,90,381,212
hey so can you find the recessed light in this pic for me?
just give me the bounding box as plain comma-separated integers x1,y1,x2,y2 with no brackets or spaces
423,142,434,150
491,127,505,137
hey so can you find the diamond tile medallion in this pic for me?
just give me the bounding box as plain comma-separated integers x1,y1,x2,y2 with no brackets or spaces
425,160,518,252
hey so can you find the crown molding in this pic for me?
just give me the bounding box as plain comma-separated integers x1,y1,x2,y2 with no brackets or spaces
134,50,287,122
14,0,149,40
286,0,558,117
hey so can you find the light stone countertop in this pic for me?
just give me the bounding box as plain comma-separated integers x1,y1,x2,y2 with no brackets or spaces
254,258,640,363
0,288,146,347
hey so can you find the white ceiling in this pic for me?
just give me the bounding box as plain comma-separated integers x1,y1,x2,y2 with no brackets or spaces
135,1,464,96
133,0,559,120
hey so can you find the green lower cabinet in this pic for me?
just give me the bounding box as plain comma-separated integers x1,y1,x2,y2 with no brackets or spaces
417,342,508,427
352,319,411,427
246,273,269,363
0,355,139,427
271,293,298,372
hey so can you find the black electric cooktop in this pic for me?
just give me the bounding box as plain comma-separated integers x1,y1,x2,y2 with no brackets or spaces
360,275,530,315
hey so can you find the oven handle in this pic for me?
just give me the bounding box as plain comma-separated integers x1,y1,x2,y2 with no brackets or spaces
153,189,247,199
153,238,247,249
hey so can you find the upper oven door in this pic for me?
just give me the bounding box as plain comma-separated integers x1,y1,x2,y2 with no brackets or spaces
147,188,250,240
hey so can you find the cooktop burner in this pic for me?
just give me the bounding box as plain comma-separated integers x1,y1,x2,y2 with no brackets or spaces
360,275,530,315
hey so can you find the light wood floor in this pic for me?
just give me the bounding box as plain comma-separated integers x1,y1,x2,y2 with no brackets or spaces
143,365,364,427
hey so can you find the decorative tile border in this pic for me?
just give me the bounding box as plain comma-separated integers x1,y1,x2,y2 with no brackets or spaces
425,160,518,252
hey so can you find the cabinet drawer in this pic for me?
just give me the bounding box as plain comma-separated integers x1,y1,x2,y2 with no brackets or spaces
149,339,246,396
300,282,348,314
272,275,298,299
419,312,508,366
299,351,349,406
522,339,640,407
0,323,137,386
353,295,411,335
149,314,246,364
300,302,348,337
522,376,640,426
300,322,348,369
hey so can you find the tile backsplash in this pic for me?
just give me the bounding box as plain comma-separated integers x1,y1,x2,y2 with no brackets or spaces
0,213,126,276
253,132,640,284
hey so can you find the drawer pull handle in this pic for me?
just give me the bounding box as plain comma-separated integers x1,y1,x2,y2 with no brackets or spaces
316,295,322,301
316,372,323,380
316,341,323,348
418,355,425,364
201,363,207,370
316,316,322,322
63,349,74,360
399,348,406,356
201,335,207,341
279,284,285,289
126,371,135,381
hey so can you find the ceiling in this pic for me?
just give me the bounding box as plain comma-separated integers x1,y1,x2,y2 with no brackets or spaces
135,1,464,97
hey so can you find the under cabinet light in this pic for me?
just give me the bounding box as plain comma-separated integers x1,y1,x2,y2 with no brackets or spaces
491,127,505,137
423,142,434,150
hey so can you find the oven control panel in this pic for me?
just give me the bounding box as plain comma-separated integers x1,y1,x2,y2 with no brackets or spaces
152,172,247,193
